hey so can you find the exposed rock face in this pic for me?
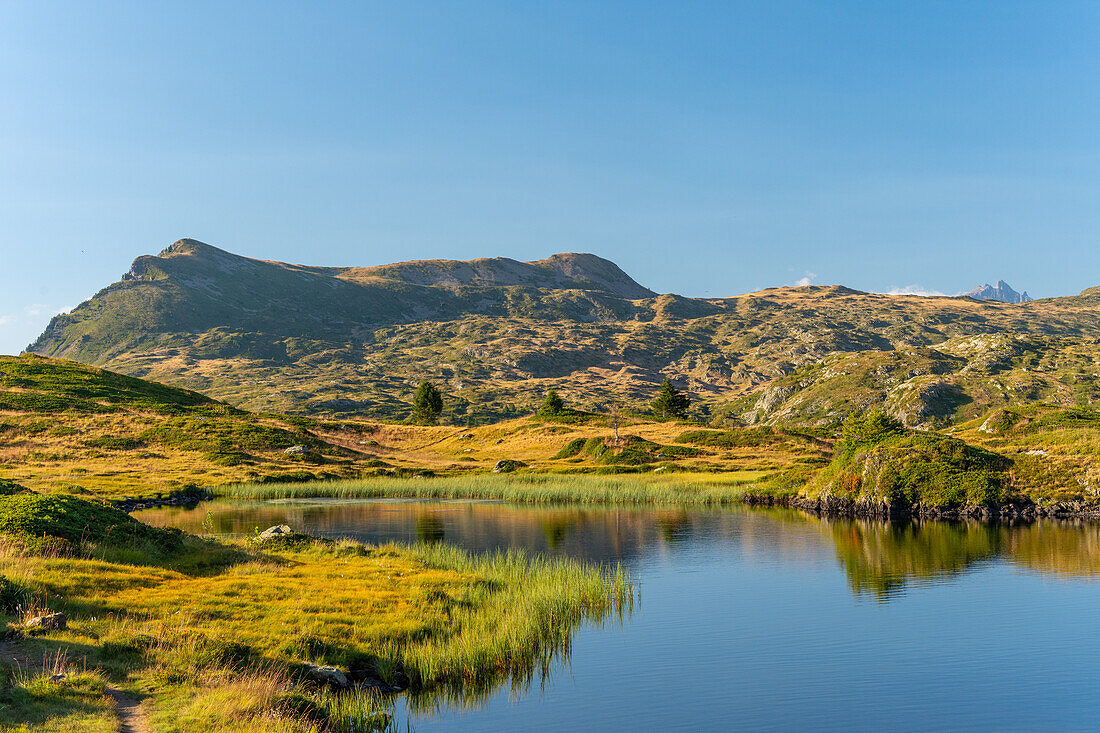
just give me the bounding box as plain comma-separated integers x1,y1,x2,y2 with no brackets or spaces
283,445,307,455
965,280,1032,304
885,379,965,428
493,459,527,473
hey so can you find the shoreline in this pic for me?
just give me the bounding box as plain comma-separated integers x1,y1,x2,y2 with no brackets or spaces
742,493,1100,521
121,474,1100,523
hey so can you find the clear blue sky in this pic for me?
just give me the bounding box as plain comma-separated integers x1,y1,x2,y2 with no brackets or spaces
3,1,1100,354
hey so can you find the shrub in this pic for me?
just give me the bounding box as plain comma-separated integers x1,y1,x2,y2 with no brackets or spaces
82,436,146,450
0,576,27,613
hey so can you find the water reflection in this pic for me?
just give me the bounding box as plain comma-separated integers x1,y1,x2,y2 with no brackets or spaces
826,520,1003,600
136,499,1100,602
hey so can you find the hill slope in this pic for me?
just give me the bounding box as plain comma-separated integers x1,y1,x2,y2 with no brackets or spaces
27,240,1100,425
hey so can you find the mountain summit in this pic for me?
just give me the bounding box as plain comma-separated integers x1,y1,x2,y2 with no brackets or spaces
964,280,1032,304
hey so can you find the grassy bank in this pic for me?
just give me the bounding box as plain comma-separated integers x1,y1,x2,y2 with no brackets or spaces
0,486,631,731
215,470,784,505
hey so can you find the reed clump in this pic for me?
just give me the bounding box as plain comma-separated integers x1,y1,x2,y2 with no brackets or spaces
218,471,771,505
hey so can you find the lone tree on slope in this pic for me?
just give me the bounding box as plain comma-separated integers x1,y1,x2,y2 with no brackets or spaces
537,388,565,417
412,381,444,424
651,378,690,419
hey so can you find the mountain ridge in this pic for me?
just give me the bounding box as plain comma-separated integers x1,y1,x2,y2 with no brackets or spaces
27,239,1100,427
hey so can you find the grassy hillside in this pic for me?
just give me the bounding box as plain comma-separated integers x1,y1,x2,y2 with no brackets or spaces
0,355,368,498
26,240,1100,427
0,356,811,500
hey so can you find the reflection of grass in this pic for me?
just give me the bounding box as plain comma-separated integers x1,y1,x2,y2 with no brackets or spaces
828,520,1002,600
1,487,631,730
218,471,774,504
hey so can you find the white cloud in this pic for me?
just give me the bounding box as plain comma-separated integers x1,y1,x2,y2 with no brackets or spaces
883,285,949,297
0,304,72,327
793,271,817,287
0,304,72,354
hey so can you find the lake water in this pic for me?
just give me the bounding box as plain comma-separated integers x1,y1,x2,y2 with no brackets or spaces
135,499,1100,731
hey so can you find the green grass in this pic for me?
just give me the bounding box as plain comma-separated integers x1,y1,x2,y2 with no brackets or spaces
0,354,217,415
217,471,774,504
549,435,702,466
0,492,184,555
0,661,117,733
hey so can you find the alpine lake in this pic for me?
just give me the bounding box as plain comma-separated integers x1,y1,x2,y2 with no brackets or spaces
134,498,1100,732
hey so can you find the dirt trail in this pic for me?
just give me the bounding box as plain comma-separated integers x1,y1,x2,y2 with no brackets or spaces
105,686,152,733
1,639,153,733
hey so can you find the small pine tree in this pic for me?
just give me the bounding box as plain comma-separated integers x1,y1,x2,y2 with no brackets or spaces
412,381,444,424
538,388,565,417
651,378,690,419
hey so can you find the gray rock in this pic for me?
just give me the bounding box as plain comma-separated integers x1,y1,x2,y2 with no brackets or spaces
25,612,67,631
493,459,527,473
283,445,308,455
459,433,474,439
257,525,292,540
307,664,349,689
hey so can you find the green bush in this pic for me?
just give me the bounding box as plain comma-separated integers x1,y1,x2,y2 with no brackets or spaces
552,438,587,459
82,436,147,450
676,427,782,448
0,480,27,497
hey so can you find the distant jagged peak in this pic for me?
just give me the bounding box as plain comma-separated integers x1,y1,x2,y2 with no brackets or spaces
964,280,1032,304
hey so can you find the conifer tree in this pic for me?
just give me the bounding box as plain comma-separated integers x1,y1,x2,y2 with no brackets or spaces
538,388,565,417
651,378,690,418
412,381,444,424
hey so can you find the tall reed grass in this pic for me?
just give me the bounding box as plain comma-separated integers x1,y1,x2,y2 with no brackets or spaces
218,472,768,505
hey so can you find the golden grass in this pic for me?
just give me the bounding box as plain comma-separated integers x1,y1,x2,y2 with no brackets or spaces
1,409,804,501
0,530,629,731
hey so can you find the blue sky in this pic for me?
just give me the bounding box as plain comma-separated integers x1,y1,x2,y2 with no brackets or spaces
3,1,1100,354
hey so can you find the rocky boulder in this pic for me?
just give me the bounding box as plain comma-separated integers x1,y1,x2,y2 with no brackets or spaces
306,664,349,689
257,525,292,541
25,612,67,631
493,459,527,473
